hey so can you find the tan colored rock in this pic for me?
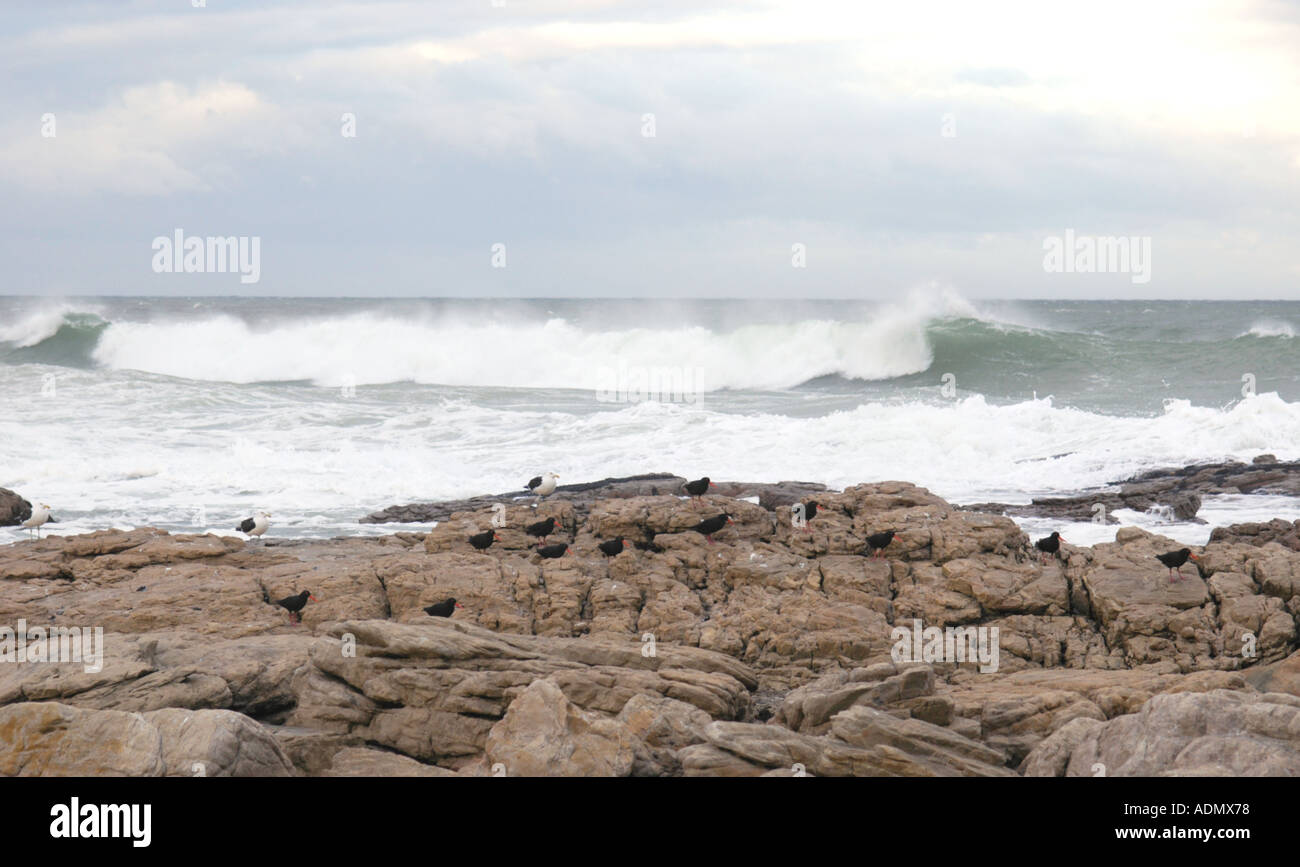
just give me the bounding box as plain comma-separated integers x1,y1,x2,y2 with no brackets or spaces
830,705,1014,775
0,702,294,776
1070,530,1221,668
684,711,1015,777
616,692,713,776
484,678,638,776
268,725,364,775
325,746,458,777
3,477,1300,776
1018,716,1105,776
0,701,164,776
1065,689,1300,776
1244,647,1300,697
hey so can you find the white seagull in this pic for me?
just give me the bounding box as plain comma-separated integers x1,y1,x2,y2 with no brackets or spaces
21,503,53,539
235,511,272,541
526,472,560,496
524,472,559,506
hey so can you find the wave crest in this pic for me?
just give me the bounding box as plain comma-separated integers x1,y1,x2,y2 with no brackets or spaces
87,308,944,388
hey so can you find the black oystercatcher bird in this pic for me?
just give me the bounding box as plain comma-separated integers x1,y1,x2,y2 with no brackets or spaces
1035,531,1064,564
469,529,500,551
274,590,316,624
526,516,560,543
865,530,895,558
690,513,733,543
796,501,819,533
1155,548,1198,582
537,543,569,559
683,477,716,504
634,530,664,554
598,537,628,557
425,597,463,617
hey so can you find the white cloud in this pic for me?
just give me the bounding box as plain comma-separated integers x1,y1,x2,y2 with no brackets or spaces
0,0,1296,295
0,81,282,195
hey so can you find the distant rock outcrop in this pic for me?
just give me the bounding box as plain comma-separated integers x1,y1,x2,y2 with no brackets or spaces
360,474,829,524
966,457,1300,523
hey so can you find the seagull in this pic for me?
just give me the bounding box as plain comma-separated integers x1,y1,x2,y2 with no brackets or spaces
21,504,53,539
236,511,271,542
525,472,560,506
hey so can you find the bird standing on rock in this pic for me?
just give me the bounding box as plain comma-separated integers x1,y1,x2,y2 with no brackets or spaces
1035,531,1064,564
1156,548,1198,582
683,477,715,504
598,537,628,557
469,529,500,551
865,530,895,558
525,472,559,505
21,504,54,539
634,530,664,554
537,543,569,559
796,501,819,533
526,516,560,544
236,511,271,541
425,597,463,617
274,590,316,624
690,513,733,543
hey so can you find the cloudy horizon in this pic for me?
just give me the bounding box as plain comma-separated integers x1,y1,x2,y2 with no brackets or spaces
2,0,1298,299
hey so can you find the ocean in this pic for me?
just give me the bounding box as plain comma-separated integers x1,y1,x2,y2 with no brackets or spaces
4,291,1300,545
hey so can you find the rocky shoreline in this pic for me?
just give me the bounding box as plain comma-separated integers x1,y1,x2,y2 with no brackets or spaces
965,455,1300,524
2,477,1300,776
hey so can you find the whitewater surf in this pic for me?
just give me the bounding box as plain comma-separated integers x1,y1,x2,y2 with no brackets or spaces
4,293,1300,543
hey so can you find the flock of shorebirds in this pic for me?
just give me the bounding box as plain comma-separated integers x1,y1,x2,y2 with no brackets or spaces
11,476,1203,626
455,473,898,566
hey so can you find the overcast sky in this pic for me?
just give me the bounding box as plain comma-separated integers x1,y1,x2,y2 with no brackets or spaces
1,0,1297,298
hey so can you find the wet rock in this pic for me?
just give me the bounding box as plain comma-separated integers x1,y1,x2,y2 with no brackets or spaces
0,488,31,527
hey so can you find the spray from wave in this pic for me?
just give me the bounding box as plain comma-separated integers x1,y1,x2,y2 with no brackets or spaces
0,304,105,348
7,287,1032,389
1241,320,1297,339
86,312,936,389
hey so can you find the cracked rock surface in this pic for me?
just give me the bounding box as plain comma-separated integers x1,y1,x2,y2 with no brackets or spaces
2,480,1299,776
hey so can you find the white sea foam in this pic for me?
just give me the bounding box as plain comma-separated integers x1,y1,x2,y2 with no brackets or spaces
4,364,1299,539
6,294,1300,540
1242,320,1297,339
0,303,101,347
89,311,935,388
82,287,1047,388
